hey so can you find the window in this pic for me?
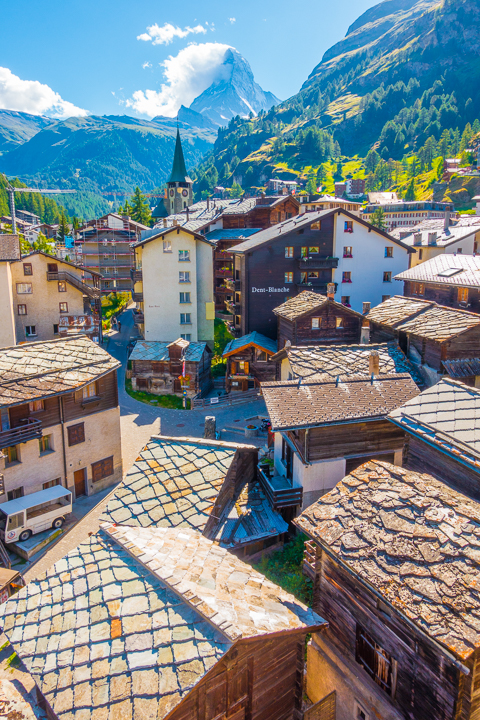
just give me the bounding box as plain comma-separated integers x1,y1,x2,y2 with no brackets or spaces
256,350,268,362
413,282,425,296
343,246,353,258
91,456,114,483
457,248,463,254
180,334,191,341
383,272,392,282
82,382,97,400
180,313,191,324
25,326,36,337
58,281,67,292
311,221,321,230
237,361,249,375
356,624,396,697
179,292,191,304
342,272,352,283
301,247,308,258
341,296,351,306
336,317,344,329
17,304,27,316
179,250,190,262
7,487,23,501
39,435,52,454
163,239,172,252
4,446,19,465
309,246,319,254
16,283,32,294
53,324,59,335
179,271,190,283
59,302,68,313
385,247,393,258
458,287,469,303
418,249,423,260
67,422,85,446
43,478,61,490
382,295,391,302
285,247,294,258
311,317,322,329
354,700,370,720
344,221,353,233
29,400,44,413
23,263,32,276
285,272,293,283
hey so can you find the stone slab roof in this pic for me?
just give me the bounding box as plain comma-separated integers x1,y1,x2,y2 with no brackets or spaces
223,331,277,357
280,342,422,384
442,358,480,379
205,228,261,242
392,224,477,248
0,233,20,261
0,526,324,719
0,336,120,408
273,291,329,321
388,378,480,468
130,340,207,363
262,374,419,431
295,460,480,662
395,253,480,288
367,295,480,340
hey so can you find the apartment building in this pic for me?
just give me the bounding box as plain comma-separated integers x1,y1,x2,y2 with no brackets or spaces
132,225,215,349
0,336,122,501
0,235,101,345
362,200,456,231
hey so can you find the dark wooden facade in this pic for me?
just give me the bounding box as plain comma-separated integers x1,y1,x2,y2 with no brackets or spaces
131,348,212,398
234,214,337,339
403,280,480,314
223,196,299,231
307,548,475,720
277,302,363,350
214,238,244,315
304,419,405,463
225,347,276,392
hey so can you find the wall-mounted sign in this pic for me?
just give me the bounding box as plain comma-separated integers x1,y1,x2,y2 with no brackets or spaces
251,287,291,293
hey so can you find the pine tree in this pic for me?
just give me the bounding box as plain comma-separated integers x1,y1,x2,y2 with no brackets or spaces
370,207,387,231
365,149,381,173
473,119,480,134
405,179,416,201
57,212,70,244
130,187,152,226
306,176,317,194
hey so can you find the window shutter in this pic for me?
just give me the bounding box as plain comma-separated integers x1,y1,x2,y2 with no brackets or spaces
91,456,114,483
67,423,85,447
74,389,83,404
231,361,236,375
244,361,249,374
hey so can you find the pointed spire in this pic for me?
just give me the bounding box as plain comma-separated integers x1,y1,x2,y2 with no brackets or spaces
169,127,190,183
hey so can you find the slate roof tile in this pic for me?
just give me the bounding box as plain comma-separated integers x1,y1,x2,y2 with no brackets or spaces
395,253,480,287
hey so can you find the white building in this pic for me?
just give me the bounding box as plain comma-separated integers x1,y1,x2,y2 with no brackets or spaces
132,226,215,349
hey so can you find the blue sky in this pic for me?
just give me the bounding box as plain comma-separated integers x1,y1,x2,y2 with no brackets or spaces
1,0,377,119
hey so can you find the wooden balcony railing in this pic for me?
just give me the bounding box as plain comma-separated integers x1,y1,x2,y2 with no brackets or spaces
257,466,303,510
298,257,339,269
303,539,318,580
0,418,42,448
132,292,143,302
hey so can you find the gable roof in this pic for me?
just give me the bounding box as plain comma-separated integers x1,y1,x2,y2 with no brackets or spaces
295,459,480,663
388,378,480,470
392,224,477,249
0,233,20,262
395,253,480,288
231,208,412,255
262,374,419,431
277,342,422,384
0,525,324,720
133,224,214,249
366,295,480,340
221,195,299,217
222,332,277,357
129,340,207,363
17,250,103,277
0,336,119,408
273,290,363,322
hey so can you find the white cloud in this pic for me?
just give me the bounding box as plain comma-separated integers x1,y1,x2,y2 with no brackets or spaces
142,61,152,69
229,17,236,24
0,67,87,118
137,22,207,46
126,42,232,118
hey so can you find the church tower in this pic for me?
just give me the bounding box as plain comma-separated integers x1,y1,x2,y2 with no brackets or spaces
167,128,193,215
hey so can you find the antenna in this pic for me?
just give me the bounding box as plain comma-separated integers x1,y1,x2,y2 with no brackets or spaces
6,184,76,234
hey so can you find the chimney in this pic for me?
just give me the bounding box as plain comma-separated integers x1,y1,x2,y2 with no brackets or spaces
163,218,167,228
362,301,371,315
413,233,422,246
186,208,190,221
204,416,216,440
360,319,370,344
207,198,210,210
369,350,380,377
444,210,451,232
173,219,178,227
327,283,335,300
428,232,437,246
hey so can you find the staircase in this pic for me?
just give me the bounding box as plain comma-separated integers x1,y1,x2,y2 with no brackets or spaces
47,271,101,299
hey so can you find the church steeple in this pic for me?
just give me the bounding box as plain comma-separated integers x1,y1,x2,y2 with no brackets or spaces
167,127,193,214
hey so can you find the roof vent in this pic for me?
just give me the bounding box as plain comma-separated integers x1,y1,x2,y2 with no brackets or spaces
413,233,422,246
362,301,371,315
428,232,437,246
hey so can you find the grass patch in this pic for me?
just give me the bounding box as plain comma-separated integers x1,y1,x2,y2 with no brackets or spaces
254,533,313,605
125,379,190,409
6,652,20,668
0,640,9,652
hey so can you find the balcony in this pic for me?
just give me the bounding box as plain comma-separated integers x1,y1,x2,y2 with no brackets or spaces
225,278,235,291
257,466,303,510
132,292,143,302
303,539,317,580
225,299,236,314
298,257,339,270
47,271,101,299
0,418,42,448
131,269,143,282
133,312,144,326
295,281,338,294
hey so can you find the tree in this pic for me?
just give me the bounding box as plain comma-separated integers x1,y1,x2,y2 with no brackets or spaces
130,187,152,226
306,176,317,194
229,182,243,199
118,198,133,216
32,232,55,254
365,149,381,173
57,212,70,244
370,207,387,231
316,164,327,184
404,178,416,201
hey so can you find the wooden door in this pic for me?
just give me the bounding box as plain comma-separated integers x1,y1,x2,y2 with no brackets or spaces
47,263,58,273
174,378,182,393
74,468,86,498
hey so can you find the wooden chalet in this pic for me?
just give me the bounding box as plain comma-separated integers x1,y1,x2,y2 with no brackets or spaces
221,194,299,230
366,295,480,386
395,253,480,313
222,331,277,392
2,524,325,720
296,459,480,720
261,373,419,511
129,338,212,398
273,291,365,350
389,377,480,501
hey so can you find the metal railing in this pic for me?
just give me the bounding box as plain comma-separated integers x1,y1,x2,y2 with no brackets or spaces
47,271,101,299
131,269,143,282
0,418,43,448
191,387,261,408
132,292,143,302
298,257,339,269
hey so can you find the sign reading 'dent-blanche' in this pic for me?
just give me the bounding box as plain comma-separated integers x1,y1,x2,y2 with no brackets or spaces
252,287,291,293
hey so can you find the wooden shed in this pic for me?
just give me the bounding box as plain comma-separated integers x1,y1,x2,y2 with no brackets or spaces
222,331,277,392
